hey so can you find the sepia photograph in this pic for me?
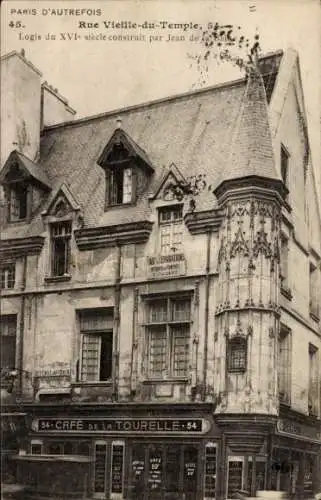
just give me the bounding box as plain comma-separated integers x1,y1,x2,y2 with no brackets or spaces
1,1,321,499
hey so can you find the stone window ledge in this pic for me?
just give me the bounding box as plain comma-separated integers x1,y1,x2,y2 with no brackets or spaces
44,274,72,284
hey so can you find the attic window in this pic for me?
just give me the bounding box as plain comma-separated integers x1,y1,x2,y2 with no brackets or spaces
106,167,134,207
50,221,72,277
8,183,28,221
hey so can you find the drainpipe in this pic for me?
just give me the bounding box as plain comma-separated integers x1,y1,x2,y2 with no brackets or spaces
112,243,121,400
18,255,27,395
202,228,211,401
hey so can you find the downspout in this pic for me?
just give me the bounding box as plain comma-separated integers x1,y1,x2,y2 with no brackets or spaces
18,255,27,395
112,242,121,400
202,228,211,401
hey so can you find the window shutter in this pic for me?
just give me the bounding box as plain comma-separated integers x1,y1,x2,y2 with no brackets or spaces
104,170,111,209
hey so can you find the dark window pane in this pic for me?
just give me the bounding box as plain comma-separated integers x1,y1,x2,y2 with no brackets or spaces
100,333,113,380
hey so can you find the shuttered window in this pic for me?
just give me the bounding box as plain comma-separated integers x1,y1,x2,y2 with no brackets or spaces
278,325,292,405
79,309,113,382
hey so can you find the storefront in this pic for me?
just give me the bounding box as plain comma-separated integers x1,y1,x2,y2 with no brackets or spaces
268,418,321,499
17,403,221,500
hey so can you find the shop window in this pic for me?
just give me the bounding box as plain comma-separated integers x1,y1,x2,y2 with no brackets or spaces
0,314,17,370
94,441,107,495
8,183,28,221
204,443,217,499
145,296,191,378
130,442,199,499
0,263,16,290
30,440,43,455
247,457,266,493
79,308,114,382
309,263,320,320
48,442,62,455
308,343,319,416
110,441,124,495
278,325,292,405
227,457,244,498
227,337,247,373
159,205,183,255
50,221,72,277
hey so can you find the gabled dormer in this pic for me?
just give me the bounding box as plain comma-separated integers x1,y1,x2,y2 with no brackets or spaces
97,120,154,209
0,150,51,223
41,183,83,281
151,162,187,202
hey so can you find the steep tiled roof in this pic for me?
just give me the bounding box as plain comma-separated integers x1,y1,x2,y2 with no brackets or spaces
215,67,282,192
0,150,51,190
38,79,246,227
1,51,284,239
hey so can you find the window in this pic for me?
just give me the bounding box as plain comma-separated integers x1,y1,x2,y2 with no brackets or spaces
107,167,133,205
0,314,17,369
8,183,28,221
0,263,15,289
79,309,114,382
278,325,292,405
146,296,191,378
159,205,183,255
280,235,290,292
51,221,72,277
309,263,319,320
110,441,125,495
308,344,319,416
227,456,244,498
227,337,247,373
30,440,43,455
280,144,289,196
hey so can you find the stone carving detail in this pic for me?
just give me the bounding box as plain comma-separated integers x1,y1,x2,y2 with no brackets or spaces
53,198,70,218
252,229,272,258
218,237,228,264
230,227,249,258
231,202,249,217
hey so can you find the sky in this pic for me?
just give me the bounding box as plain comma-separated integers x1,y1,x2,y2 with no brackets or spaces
1,0,320,195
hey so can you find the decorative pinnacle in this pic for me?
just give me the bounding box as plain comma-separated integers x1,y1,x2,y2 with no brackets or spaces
116,116,122,129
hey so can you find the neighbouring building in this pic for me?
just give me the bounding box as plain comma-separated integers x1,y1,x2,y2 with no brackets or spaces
0,48,320,500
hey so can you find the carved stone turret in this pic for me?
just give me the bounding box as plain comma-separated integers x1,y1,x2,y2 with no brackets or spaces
213,63,286,415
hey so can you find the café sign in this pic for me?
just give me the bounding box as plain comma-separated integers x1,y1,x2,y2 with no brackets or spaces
32,417,210,434
147,253,186,279
277,419,321,444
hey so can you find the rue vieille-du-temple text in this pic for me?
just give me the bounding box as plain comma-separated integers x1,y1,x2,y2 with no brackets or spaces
8,8,239,44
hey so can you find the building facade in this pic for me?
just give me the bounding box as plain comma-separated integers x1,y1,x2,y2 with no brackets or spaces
1,49,320,500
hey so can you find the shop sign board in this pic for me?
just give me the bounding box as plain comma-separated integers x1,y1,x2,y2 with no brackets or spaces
277,419,321,443
32,417,210,434
147,253,186,279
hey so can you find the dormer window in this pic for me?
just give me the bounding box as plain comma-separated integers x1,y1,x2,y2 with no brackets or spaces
97,126,154,210
9,182,28,221
50,221,72,277
108,167,133,205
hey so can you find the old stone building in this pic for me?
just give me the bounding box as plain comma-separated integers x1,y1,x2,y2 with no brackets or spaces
0,49,320,500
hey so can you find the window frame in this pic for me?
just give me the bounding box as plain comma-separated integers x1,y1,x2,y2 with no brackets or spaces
0,314,17,370
308,343,319,416
8,182,29,222
145,295,192,380
227,337,248,373
106,166,135,207
280,144,290,199
158,205,184,256
50,220,72,277
309,263,320,320
78,309,114,384
278,324,292,405
0,263,16,290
